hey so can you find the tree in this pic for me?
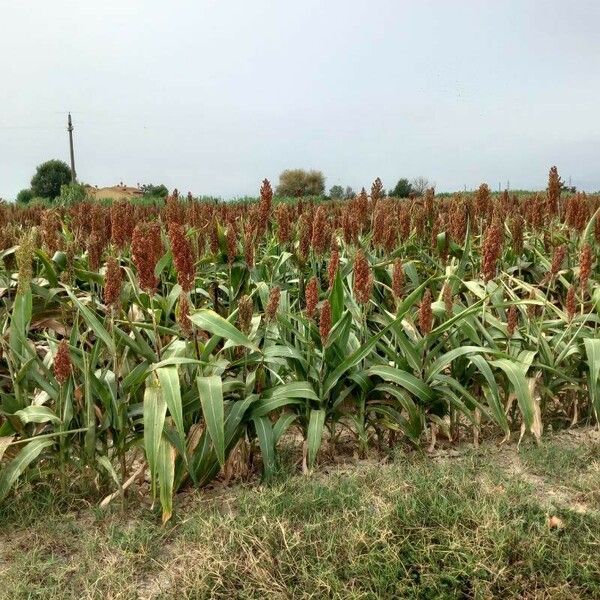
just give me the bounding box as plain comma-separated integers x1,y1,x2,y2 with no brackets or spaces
141,183,169,198
16,189,34,205
344,186,356,200
390,178,412,198
411,176,430,196
30,160,72,200
329,185,344,200
275,169,325,197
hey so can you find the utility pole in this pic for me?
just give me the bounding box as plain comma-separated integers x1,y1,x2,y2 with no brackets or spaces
67,113,77,183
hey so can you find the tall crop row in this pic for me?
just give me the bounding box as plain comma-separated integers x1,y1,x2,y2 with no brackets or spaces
0,169,599,520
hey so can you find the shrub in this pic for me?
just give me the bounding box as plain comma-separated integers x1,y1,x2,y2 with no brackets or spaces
390,178,412,198
30,160,72,200
141,184,169,198
276,169,325,197
329,185,344,200
16,189,34,205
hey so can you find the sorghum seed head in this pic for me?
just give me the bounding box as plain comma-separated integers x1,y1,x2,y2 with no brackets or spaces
176,292,193,337
319,300,332,344
54,339,72,386
392,260,404,301
547,244,567,281
419,289,433,335
311,206,328,255
168,222,195,292
353,250,372,304
507,305,518,337
238,295,254,334
131,221,163,293
305,276,319,318
481,217,503,282
265,286,281,322
103,256,122,310
442,282,453,316
579,243,592,290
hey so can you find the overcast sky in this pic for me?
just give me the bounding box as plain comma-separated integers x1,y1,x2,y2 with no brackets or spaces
1,0,599,200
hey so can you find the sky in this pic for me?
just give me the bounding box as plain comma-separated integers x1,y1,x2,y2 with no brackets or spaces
1,0,599,200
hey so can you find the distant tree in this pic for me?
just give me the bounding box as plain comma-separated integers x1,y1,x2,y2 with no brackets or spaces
390,178,412,198
344,186,356,200
16,189,34,205
411,176,430,196
141,183,169,198
275,169,325,197
329,185,344,200
30,160,72,200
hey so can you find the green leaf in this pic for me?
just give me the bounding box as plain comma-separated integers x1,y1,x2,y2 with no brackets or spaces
197,375,225,466
365,365,435,402
64,287,116,353
426,346,497,382
253,416,276,480
143,376,166,494
0,439,54,501
253,382,318,417
491,358,534,429
330,269,344,324
273,413,297,444
156,366,185,450
189,309,259,351
97,455,121,488
157,436,175,523
470,355,509,434
14,406,61,426
584,338,600,420
307,409,326,469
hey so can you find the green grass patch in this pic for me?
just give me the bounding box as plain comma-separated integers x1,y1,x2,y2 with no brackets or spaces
1,438,599,599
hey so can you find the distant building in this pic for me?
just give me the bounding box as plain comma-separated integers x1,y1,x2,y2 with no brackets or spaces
84,184,144,201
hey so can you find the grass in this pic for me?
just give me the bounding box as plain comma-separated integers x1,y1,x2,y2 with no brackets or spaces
1,432,599,599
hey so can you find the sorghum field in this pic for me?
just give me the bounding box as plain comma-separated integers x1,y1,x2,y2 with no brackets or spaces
1,167,599,527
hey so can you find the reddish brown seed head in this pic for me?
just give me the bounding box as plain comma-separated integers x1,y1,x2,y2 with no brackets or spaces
168,222,195,292
507,305,518,338
392,260,404,301
265,286,281,322
481,217,503,282
54,339,72,386
319,299,332,344
548,244,567,280
353,250,372,304
87,233,104,272
442,282,453,316
103,256,122,310
275,203,291,244
131,221,163,293
176,292,193,337
546,166,561,216
305,276,319,318
311,206,328,255
579,243,592,290
238,295,254,334
257,179,273,236
243,228,255,269
419,289,433,335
